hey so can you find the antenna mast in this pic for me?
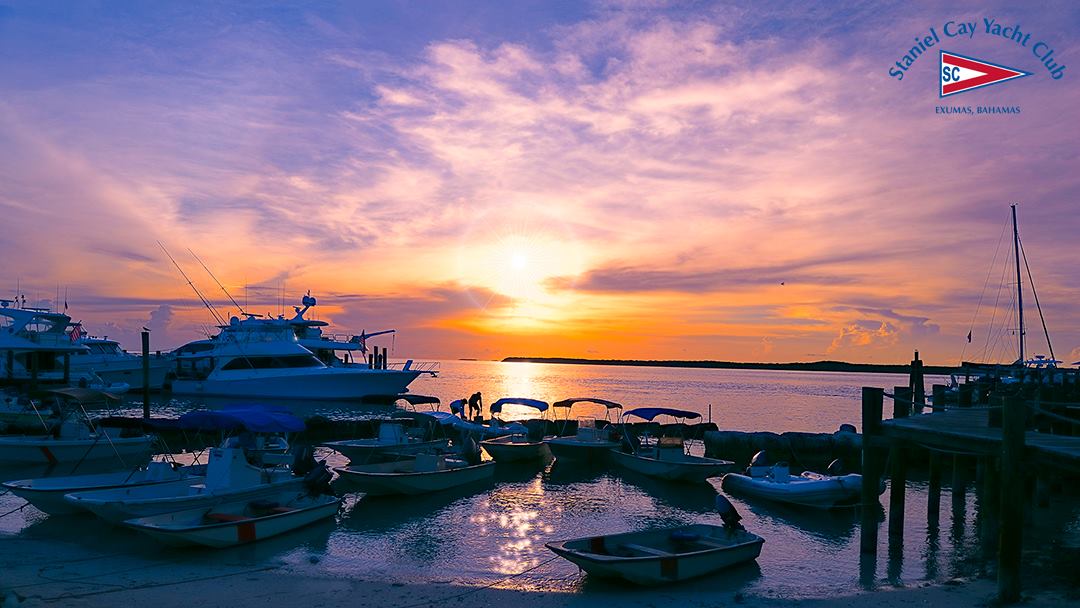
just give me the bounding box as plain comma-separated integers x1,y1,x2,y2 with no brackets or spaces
1011,203,1025,363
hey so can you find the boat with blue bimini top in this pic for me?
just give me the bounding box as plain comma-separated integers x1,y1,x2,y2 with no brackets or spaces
543,398,623,463
322,395,451,463
479,397,551,463
609,407,736,483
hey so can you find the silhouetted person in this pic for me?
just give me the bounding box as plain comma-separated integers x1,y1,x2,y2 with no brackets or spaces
468,391,482,421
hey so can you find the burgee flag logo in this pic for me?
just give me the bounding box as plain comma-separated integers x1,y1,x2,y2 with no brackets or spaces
940,51,1032,97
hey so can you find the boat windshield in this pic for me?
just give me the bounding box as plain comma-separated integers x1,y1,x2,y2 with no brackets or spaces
220,355,325,370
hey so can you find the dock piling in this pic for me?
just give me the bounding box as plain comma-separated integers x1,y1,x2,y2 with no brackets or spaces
927,451,942,527
860,386,884,554
998,395,1025,603
141,330,150,420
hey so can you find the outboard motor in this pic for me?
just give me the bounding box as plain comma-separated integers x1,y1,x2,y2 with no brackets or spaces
291,445,317,477
715,495,745,531
303,460,333,496
461,434,482,466
748,450,770,478
826,458,845,476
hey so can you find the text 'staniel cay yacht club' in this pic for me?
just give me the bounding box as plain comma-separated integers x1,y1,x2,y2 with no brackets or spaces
169,294,437,400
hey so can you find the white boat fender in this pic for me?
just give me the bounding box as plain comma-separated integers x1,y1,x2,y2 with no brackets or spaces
714,495,745,531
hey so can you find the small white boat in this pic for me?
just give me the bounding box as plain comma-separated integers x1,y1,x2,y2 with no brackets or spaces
479,398,550,462
2,460,206,515
546,523,764,585
0,389,155,468
333,453,495,496
610,408,734,483
65,409,309,523
719,454,867,508
322,422,449,462
124,490,341,548
544,398,623,463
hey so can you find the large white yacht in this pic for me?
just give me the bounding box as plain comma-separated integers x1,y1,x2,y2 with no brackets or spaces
69,335,172,390
0,300,87,385
169,295,434,400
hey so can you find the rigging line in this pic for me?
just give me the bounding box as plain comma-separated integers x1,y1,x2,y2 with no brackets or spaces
188,248,246,318
962,213,1011,364
980,244,1013,362
157,242,225,326
1018,237,1055,361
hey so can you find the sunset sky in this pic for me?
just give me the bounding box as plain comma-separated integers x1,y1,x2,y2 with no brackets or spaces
1,1,1078,365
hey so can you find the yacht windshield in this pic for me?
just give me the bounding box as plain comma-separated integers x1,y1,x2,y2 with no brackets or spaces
220,355,324,370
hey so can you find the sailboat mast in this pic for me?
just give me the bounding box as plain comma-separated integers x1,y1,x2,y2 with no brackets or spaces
1011,203,1025,363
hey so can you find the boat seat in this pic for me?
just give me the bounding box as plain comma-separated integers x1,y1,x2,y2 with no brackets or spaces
205,512,250,522
691,538,730,549
620,543,673,557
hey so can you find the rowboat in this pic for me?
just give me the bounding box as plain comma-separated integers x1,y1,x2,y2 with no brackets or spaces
719,453,868,508
2,460,206,515
546,523,763,585
544,398,623,463
333,453,495,496
610,408,735,483
124,490,341,548
479,398,550,462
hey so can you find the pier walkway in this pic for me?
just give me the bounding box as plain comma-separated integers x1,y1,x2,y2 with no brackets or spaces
882,407,1080,472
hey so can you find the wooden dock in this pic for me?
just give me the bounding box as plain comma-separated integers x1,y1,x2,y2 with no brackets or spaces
882,407,1080,473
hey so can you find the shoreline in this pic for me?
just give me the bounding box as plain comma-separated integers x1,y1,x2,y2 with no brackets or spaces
502,357,961,375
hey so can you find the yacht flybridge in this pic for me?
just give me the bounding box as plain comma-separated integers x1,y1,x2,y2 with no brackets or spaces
0,300,87,386
169,294,435,400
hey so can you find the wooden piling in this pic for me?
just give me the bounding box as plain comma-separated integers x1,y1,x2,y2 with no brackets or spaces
141,330,151,420
927,451,941,527
931,384,946,413
980,455,1000,550
910,351,926,411
888,440,907,548
893,387,912,419
998,395,1025,603
860,386,884,554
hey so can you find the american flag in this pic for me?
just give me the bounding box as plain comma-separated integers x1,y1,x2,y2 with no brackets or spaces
69,324,82,343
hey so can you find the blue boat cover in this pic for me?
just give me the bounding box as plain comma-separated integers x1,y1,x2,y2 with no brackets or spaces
623,407,701,421
178,409,305,433
490,397,549,413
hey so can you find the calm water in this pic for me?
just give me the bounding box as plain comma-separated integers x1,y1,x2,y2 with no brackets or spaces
3,362,1076,600
108,360,950,432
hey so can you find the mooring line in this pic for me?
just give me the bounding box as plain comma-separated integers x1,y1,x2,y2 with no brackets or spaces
0,501,28,519
37,565,281,603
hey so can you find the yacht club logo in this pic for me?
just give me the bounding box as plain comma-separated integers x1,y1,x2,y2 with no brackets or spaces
940,51,1031,97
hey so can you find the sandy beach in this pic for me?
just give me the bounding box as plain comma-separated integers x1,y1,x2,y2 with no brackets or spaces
2,534,1074,608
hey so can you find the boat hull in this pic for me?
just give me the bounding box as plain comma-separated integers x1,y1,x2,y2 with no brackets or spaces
479,436,550,462
66,477,305,524
609,449,735,483
323,438,450,462
544,437,618,464
2,464,205,515
719,472,865,508
546,524,763,585
125,494,340,548
169,368,421,400
0,435,155,467
333,461,495,496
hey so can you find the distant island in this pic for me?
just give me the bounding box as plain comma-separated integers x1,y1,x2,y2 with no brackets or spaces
501,357,961,375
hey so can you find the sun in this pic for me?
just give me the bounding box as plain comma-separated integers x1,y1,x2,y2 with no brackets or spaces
511,252,528,271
